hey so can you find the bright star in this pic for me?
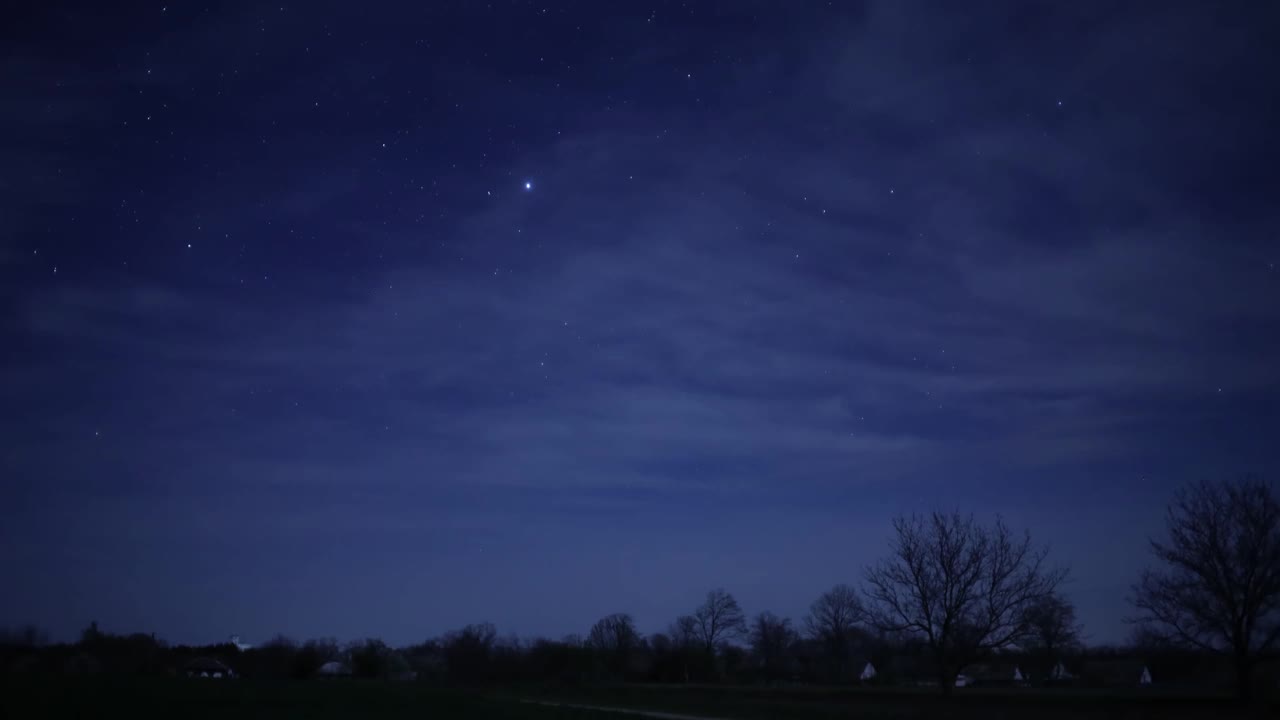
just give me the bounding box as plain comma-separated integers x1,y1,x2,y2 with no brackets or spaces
524,181,533,191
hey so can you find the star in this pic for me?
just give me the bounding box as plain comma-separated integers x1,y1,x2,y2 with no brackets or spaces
524,181,533,191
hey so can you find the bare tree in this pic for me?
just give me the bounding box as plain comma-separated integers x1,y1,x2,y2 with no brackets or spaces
749,611,796,682
587,613,641,677
441,622,497,683
804,584,864,680
1127,624,1175,654
1130,477,1280,700
692,588,747,654
669,615,699,648
296,638,340,678
1025,592,1082,653
1022,592,1083,677
667,614,701,683
863,512,1067,694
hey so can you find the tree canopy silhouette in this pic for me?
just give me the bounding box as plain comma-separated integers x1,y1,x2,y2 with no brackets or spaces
1131,477,1280,700
864,512,1067,693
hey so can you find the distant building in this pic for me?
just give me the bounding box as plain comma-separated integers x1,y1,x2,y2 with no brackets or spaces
185,656,235,678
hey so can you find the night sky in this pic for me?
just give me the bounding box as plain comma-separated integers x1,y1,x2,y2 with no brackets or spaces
3,1,1278,648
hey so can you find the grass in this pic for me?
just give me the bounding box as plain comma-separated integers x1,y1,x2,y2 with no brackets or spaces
0,678,613,720
3,679,1276,720
517,682,1279,720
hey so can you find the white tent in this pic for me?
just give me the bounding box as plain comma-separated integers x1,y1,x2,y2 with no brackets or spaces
317,660,351,677
859,661,877,682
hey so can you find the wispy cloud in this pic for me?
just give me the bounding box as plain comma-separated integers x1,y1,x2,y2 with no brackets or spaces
3,0,1278,644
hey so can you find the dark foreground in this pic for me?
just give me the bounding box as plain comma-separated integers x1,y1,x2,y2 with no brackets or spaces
4,679,1278,720
0,680,610,720
518,683,1278,720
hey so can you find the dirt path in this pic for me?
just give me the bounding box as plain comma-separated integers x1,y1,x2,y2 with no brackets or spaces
520,699,731,720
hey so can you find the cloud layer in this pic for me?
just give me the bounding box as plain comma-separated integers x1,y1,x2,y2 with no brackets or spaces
2,1,1277,645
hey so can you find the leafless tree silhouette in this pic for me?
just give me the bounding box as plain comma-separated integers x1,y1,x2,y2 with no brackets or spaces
587,613,641,677
1023,592,1083,676
1131,477,1280,700
750,611,795,682
805,584,864,681
665,614,702,682
864,512,1067,693
692,588,747,654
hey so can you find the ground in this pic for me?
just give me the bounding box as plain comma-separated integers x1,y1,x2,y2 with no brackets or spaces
517,683,1276,720
3,680,1276,719
0,680,605,720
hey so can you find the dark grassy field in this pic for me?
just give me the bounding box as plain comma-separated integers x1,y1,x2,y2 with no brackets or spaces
4,679,1278,720
517,682,1280,720
0,679,610,720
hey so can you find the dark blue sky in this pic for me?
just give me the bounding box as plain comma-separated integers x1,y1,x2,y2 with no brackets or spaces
2,1,1278,647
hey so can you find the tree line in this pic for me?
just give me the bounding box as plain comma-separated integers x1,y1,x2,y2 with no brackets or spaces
2,477,1276,698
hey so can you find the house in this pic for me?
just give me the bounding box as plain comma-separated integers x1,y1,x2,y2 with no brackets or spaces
1080,659,1152,687
959,662,1026,687
317,660,352,677
859,661,878,682
185,656,235,678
